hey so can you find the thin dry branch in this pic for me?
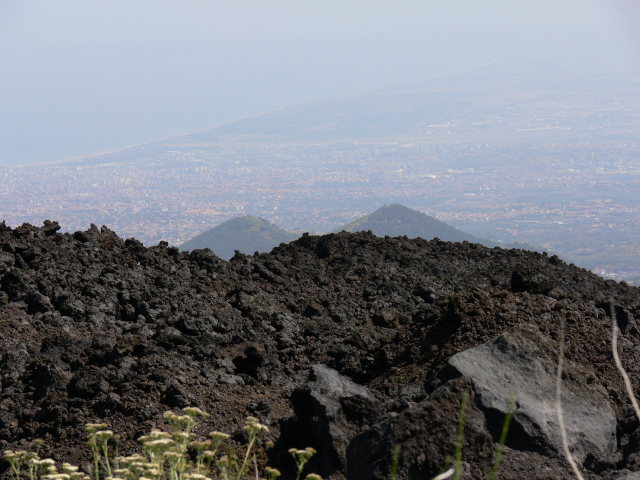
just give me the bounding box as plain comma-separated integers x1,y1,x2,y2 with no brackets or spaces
432,468,455,480
556,314,585,480
610,301,640,423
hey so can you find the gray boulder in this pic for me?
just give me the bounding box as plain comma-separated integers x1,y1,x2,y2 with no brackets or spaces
273,364,381,479
447,323,617,464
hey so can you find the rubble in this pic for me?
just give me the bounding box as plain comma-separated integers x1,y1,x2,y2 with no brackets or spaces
1,221,640,479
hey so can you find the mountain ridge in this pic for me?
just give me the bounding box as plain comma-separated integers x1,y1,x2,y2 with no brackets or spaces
179,205,500,258
178,215,299,260
335,204,498,247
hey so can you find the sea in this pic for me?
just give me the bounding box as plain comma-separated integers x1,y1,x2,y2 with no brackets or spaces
0,45,491,167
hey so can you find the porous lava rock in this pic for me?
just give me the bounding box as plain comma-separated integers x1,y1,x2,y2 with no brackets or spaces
347,376,493,480
1,220,640,479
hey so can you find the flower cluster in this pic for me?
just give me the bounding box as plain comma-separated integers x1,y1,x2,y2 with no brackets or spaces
2,409,322,480
3,450,90,480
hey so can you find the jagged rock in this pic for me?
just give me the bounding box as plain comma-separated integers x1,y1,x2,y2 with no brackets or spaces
495,446,604,480
0,252,14,269
446,323,617,464
1,221,640,479
347,377,493,480
41,220,61,236
511,267,555,294
273,365,381,479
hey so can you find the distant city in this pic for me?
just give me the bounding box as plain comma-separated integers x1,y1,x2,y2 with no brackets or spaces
2,63,639,283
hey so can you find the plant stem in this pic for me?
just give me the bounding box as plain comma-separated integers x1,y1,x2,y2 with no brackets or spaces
556,313,585,480
453,393,468,480
611,301,640,422
488,390,514,480
391,445,400,480
236,432,256,480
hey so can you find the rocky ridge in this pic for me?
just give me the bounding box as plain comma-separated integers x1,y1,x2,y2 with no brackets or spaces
1,220,640,479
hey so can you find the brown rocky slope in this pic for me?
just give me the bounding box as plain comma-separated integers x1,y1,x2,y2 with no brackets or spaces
1,220,640,479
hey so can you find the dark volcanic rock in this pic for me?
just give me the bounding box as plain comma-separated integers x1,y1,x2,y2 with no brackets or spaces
1,221,640,479
273,364,382,479
347,377,493,480
446,323,616,463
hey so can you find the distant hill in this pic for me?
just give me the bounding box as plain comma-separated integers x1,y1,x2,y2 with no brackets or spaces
336,204,499,247
179,216,299,260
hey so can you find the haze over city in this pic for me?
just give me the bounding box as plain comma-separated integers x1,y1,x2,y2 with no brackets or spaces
1,1,640,282
1,0,639,166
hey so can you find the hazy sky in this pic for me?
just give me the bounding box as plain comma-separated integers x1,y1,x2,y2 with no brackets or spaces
0,0,638,166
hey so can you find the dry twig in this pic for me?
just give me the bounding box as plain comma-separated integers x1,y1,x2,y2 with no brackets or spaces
610,301,640,422
556,313,585,480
